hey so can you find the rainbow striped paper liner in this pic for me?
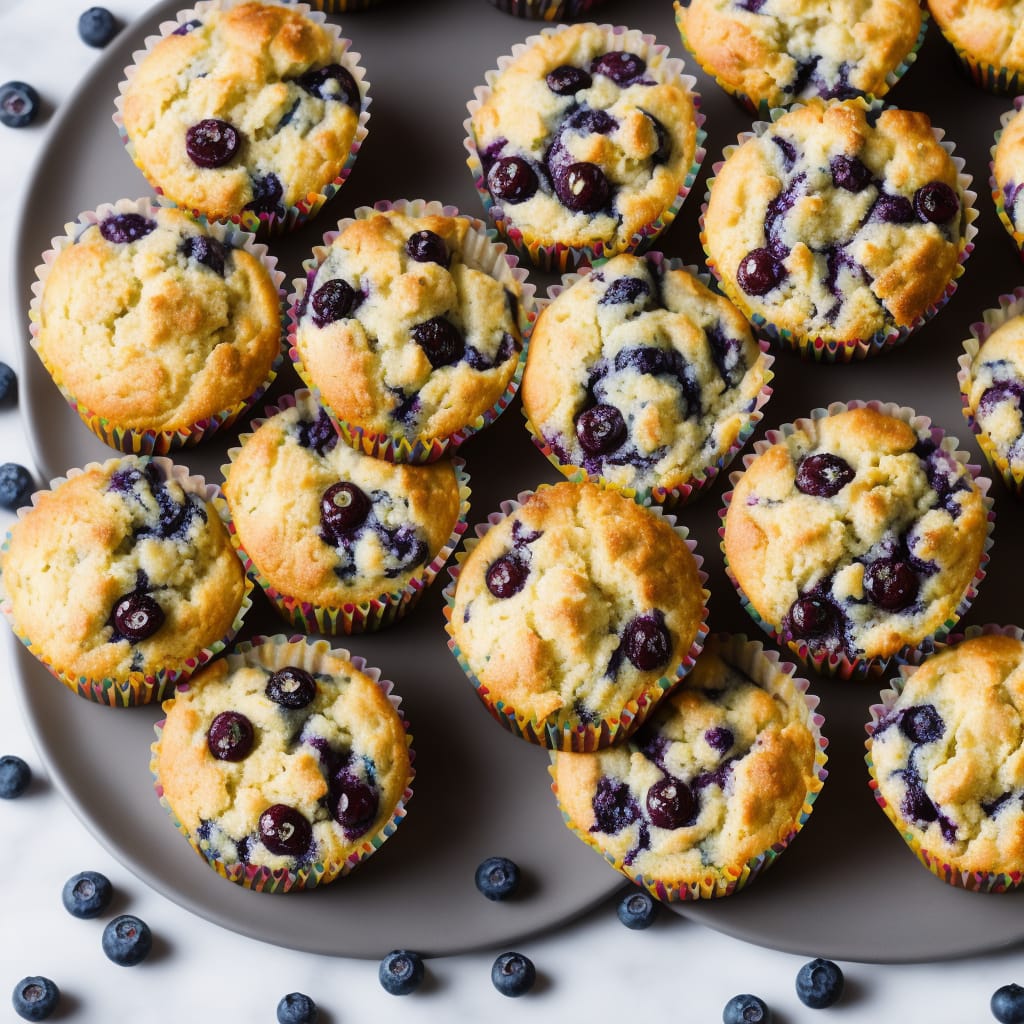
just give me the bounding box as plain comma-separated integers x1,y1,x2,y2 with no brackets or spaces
932,21,1024,95
441,479,711,751
989,97,1024,255
700,99,979,362
673,0,928,120
150,633,415,892
486,0,611,17
287,198,536,464
548,633,828,900
218,389,471,634
112,0,371,237
521,253,774,508
27,196,286,455
464,24,707,273
957,286,1024,496
0,456,254,707
718,399,995,679
865,624,1024,893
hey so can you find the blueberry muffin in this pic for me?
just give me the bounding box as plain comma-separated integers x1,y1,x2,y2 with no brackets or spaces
551,634,826,899
867,631,1024,889
927,0,1024,92
521,253,772,504
446,479,708,750
702,99,971,359
0,456,248,706
675,0,924,115
290,205,528,461
152,635,414,891
222,391,468,633
722,405,990,674
992,101,1024,248
31,200,283,453
468,22,703,268
118,0,368,232
960,299,1024,493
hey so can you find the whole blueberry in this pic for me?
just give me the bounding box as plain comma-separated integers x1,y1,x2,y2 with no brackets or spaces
830,155,872,193
723,993,772,1023
102,914,153,966
491,951,536,997
486,553,529,599
795,452,854,497
576,404,627,455
378,950,425,995
11,977,59,1022
100,213,156,244
112,591,164,642
294,64,359,108
181,234,227,276
0,81,40,129
546,65,592,95
914,181,959,224
207,710,255,762
185,118,241,168
991,983,1024,1024
795,957,844,1008
0,361,17,403
61,870,113,919
311,278,360,327
266,667,317,709
78,7,120,47
405,229,450,267
475,856,521,900
872,192,915,224
623,613,672,671
258,803,312,857
554,161,611,213
736,247,784,296
863,557,918,611
487,156,538,204
320,481,371,539
0,755,31,799
0,462,34,509
646,776,695,829
328,768,378,837
412,317,465,369
276,992,318,1024
617,889,658,929
591,51,646,85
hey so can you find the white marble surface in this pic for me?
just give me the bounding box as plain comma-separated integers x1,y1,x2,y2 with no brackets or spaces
0,1,1019,1021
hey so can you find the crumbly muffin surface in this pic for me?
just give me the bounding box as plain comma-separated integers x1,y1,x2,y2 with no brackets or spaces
994,106,1024,235
723,407,987,661
224,397,462,607
927,0,1024,75
553,638,819,885
675,0,923,111
470,22,699,252
1,457,245,683
449,480,705,728
521,254,769,493
155,644,412,875
966,314,1024,472
36,205,281,431
704,100,965,345
121,1,362,220
870,634,1024,875
293,210,523,441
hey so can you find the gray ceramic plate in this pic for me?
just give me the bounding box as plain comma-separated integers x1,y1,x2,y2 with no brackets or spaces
9,0,1024,964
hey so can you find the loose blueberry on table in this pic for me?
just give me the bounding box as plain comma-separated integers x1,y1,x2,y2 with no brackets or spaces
0,361,17,403
276,991,318,1024
722,993,771,1023
11,976,59,1022
992,982,1024,1023
61,870,113,919
78,6,120,47
0,754,31,799
378,949,425,995
491,951,536,997
616,888,658,929
101,914,153,966
0,81,40,129
795,957,844,1008
475,855,521,900
0,462,34,510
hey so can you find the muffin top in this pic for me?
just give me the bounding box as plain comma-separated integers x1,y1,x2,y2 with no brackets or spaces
121,1,363,221
552,635,820,888
521,254,769,496
0,457,246,684
993,105,1024,237
927,0,1024,75
154,640,412,875
35,205,282,432
964,313,1024,472
448,480,706,732
723,406,988,662
675,0,923,112
223,395,464,608
703,100,966,346
869,633,1024,875
470,22,700,252
292,209,524,442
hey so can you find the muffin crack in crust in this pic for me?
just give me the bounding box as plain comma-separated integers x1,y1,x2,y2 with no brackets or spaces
723,406,987,662
703,100,966,347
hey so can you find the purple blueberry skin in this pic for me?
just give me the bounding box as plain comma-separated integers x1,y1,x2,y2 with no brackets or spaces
412,317,465,369
258,803,313,857
111,592,164,642
320,481,371,538
645,777,696,829
486,553,529,599
863,557,918,611
330,767,379,837
831,154,873,193
795,453,855,497
265,667,317,709
405,229,449,267
184,118,241,168
294,63,359,108
486,156,538,204
310,278,360,327
736,247,784,296
575,404,627,455
206,711,255,762
554,161,611,213
99,213,156,244
546,64,592,95
913,182,959,224
623,613,672,671
590,51,646,85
